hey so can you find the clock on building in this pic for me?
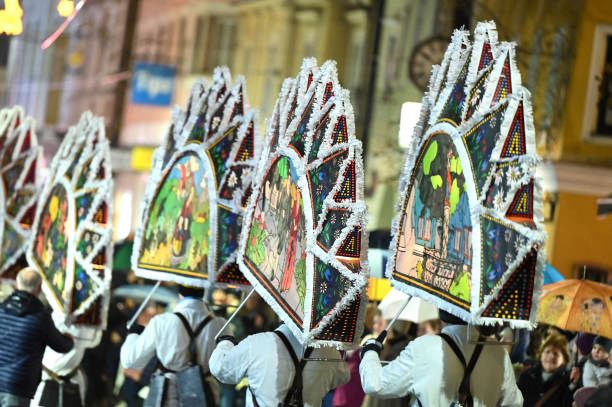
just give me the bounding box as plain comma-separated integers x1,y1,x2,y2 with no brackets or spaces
409,36,448,93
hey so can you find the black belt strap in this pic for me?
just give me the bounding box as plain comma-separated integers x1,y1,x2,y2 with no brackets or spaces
154,313,213,373
273,330,314,405
42,365,79,382
251,331,314,406
175,312,214,366
438,333,484,407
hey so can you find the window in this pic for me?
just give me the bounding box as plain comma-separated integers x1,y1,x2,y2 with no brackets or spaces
454,228,462,253
582,23,612,144
417,216,424,239
464,227,471,259
424,218,432,241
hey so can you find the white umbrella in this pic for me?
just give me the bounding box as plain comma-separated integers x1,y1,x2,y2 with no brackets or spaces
378,288,439,323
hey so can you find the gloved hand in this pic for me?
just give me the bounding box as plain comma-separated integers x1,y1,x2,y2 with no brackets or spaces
216,335,238,346
128,324,145,335
360,338,383,359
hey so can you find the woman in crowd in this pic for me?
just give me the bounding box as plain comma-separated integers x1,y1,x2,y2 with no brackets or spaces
517,333,575,407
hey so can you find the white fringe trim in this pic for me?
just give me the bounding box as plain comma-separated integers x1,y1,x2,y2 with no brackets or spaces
386,22,546,330
237,58,368,349
24,111,113,348
0,108,43,278
132,68,262,290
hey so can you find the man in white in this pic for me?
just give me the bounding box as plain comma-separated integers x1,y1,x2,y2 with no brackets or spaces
210,323,350,407
360,310,523,407
31,334,87,406
120,285,230,406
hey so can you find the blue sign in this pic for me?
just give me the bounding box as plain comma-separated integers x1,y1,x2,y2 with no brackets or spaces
131,63,176,106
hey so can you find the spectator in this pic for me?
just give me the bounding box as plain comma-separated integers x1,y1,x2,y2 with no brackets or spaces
362,321,412,407
360,309,523,406
210,323,350,406
417,318,441,337
582,336,612,387
330,348,364,407
33,337,88,407
584,346,612,407
0,268,74,406
120,285,230,406
517,333,575,406
569,332,595,389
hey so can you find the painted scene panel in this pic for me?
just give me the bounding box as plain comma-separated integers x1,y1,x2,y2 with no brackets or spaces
32,184,70,305
394,132,472,309
244,156,307,323
138,153,211,278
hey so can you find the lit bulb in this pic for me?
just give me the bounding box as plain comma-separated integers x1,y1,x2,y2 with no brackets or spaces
57,0,74,18
0,0,23,36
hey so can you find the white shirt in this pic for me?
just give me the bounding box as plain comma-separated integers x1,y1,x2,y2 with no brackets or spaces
31,339,88,406
120,298,229,372
360,325,523,407
210,324,350,407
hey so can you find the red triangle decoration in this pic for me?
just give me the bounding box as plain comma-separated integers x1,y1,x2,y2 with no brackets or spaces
337,227,361,258
491,55,513,106
236,122,254,162
500,102,526,157
24,158,36,184
478,42,493,72
482,250,537,320
20,131,31,152
322,82,334,105
334,161,356,202
506,181,534,223
229,89,244,122
331,116,348,145
20,205,35,227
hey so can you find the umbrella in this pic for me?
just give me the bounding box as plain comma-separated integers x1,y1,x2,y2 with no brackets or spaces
538,279,612,338
0,107,42,281
378,288,439,323
543,263,564,285
26,112,113,347
132,68,258,288
113,284,178,305
386,21,546,328
237,59,369,349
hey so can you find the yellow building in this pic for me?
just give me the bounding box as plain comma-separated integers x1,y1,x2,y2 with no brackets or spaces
475,0,612,281
231,0,370,121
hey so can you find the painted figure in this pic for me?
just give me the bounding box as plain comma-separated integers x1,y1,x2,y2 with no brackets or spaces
281,184,301,291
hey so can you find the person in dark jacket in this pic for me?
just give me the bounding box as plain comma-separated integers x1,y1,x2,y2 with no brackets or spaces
0,268,74,406
517,333,576,407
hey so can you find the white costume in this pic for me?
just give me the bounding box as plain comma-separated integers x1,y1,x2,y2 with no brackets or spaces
120,298,229,405
210,324,350,407
360,325,523,407
31,340,87,406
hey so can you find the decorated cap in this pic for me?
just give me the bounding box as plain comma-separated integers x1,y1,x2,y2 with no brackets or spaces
386,21,545,328
237,59,369,349
132,68,260,289
0,107,42,281
26,111,113,347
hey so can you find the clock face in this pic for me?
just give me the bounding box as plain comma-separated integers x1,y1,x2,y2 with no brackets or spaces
409,37,448,93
